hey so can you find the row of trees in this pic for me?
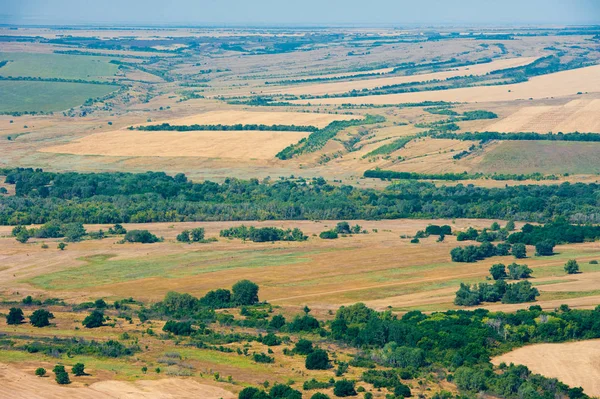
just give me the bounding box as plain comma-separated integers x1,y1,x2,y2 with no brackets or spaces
220,226,307,242
454,280,540,306
133,123,319,132
6,168,600,225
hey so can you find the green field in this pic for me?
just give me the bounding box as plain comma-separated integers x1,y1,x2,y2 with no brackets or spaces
477,141,600,175
0,52,118,80
0,80,119,113
26,248,324,290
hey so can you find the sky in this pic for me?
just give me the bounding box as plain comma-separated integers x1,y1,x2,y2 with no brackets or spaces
2,0,600,26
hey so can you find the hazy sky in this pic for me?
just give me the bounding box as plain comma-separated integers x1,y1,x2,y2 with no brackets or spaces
3,0,600,26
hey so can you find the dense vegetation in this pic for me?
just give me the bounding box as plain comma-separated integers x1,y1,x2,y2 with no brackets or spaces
220,226,307,242
431,131,600,142
362,137,414,158
133,123,319,132
364,170,557,181
6,168,600,225
276,115,385,160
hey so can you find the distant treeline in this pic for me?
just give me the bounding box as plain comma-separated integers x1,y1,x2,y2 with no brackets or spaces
133,123,318,132
276,114,385,160
0,75,119,86
431,131,600,142
6,168,600,225
364,170,559,181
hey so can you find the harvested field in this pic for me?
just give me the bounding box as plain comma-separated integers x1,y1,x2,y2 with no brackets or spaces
292,64,600,105
492,340,600,397
0,362,235,399
270,57,537,96
40,130,310,159
485,99,600,133
0,52,118,80
476,140,600,175
148,110,361,129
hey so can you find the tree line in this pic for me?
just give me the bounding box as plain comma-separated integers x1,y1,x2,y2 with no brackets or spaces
133,123,319,133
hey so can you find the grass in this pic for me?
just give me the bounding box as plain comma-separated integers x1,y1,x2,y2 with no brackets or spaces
0,81,118,113
0,52,118,80
478,141,600,175
27,248,325,290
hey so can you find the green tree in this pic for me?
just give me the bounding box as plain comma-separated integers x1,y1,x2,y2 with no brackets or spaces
30,309,54,327
62,222,86,242
35,367,46,377
506,220,516,231
269,314,286,329
294,339,314,355
319,230,338,239
512,243,527,259
306,349,329,370
176,230,191,242
190,228,205,241
15,230,30,243
333,380,357,397
564,259,580,274
311,394,330,399
232,280,259,306
535,240,555,256
82,310,104,328
489,264,507,280
55,371,70,385
72,363,85,376
57,242,67,250
239,387,260,399
6,307,24,325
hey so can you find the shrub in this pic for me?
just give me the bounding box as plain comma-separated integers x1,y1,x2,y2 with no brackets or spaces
232,280,259,306
108,224,127,235
239,387,260,399
489,264,507,280
30,309,54,327
535,240,555,256
35,367,46,377
6,307,24,325
82,310,104,328
57,242,67,250
320,230,339,239
72,363,85,376
565,259,580,274
200,289,232,309
124,230,161,243
306,349,329,370
294,339,314,355
163,320,194,336
333,380,357,397
311,394,331,399
512,243,527,259
253,353,275,364
269,314,286,329
261,333,281,346
55,371,70,385
270,384,302,399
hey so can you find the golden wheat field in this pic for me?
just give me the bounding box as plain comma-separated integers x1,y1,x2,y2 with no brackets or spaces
292,64,600,105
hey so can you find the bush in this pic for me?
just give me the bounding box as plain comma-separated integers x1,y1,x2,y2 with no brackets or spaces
35,367,46,377
294,339,314,355
72,363,85,376
535,240,555,256
320,230,339,239
124,230,161,243
108,224,127,235
564,259,580,274
333,380,357,397
269,314,286,329
270,384,302,399
253,353,275,363
55,370,70,385
306,349,329,370
502,281,540,304
311,394,331,399
394,383,412,398
232,280,259,306
507,263,533,279
200,289,232,309
30,309,54,327
512,243,527,259
82,310,105,328
239,387,260,399
163,320,194,336
489,264,507,280
6,307,24,325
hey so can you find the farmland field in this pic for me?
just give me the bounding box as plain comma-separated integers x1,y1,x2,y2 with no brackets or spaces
3,19,600,399
0,52,119,80
0,80,119,113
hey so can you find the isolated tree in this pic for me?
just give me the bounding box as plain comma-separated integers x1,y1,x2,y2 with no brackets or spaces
35,367,46,377
57,242,67,251
232,280,259,306
72,363,85,376
333,380,356,397
305,349,329,370
82,310,104,328
6,307,25,325
535,240,555,256
489,264,507,280
564,259,580,274
512,243,527,259
30,309,54,327
55,370,70,385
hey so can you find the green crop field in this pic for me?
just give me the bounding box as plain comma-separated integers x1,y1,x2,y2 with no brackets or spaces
0,80,118,113
0,52,118,80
